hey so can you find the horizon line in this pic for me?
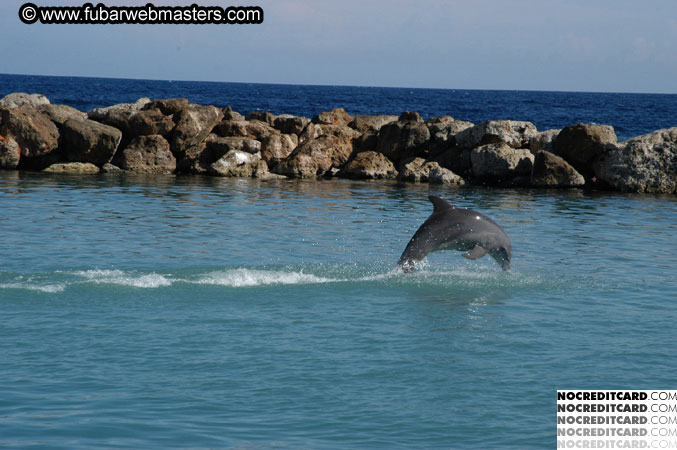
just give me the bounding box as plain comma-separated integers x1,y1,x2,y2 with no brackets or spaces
1,72,676,97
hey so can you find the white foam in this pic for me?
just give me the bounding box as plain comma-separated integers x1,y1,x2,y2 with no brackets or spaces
0,282,66,293
195,268,334,287
74,269,172,288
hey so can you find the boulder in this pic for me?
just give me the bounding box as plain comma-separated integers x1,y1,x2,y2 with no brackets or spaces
340,151,398,180
429,166,465,185
273,114,310,136
213,119,276,141
0,93,50,108
176,142,210,174
427,117,474,144
143,98,189,115
456,120,537,149
223,106,245,121
37,104,87,126
312,108,353,127
94,108,175,141
210,150,263,177
348,115,398,134
554,123,617,176
207,135,261,155
61,118,122,166
0,106,60,159
398,111,424,123
43,162,100,174
261,133,297,164
531,151,585,188
470,143,534,181
593,128,677,193
0,134,21,169
398,157,464,185
115,135,176,174
102,163,122,173
125,109,175,137
176,134,262,174
433,147,473,175
298,123,359,145
245,111,276,125
529,129,560,154
88,97,151,121
376,117,430,162
273,134,354,178
170,105,223,153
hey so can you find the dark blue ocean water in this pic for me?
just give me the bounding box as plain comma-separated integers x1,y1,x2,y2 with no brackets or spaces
1,75,676,449
1,73,676,140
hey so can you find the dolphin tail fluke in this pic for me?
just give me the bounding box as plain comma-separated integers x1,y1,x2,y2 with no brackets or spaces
462,245,488,260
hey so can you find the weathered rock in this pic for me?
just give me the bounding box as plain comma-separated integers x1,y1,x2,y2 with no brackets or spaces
0,93,50,109
428,166,465,185
433,147,473,175
340,151,398,180
37,104,87,126
210,150,262,177
273,134,354,178
456,120,538,149
273,114,310,136
427,117,474,144
0,106,60,159
312,108,353,127
126,109,175,137
213,119,276,141
376,118,430,162
593,128,677,193
349,115,398,153
43,162,100,174
348,115,398,134
470,143,535,181
176,134,262,174
261,133,297,164
531,151,585,188
102,163,122,173
88,98,151,121
170,105,223,153
398,157,463,184
176,142,210,174
61,118,122,166
116,135,175,173
207,135,262,155
223,106,245,121
95,108,175,141
143,98,189,115
554,123,617,176
529,129,560,154
253,160,286,179
299,123,360,145
246,111,276,125
398,111,424,123
0,134,21,169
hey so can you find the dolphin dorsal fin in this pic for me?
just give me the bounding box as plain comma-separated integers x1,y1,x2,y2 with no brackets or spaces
429,195,454,214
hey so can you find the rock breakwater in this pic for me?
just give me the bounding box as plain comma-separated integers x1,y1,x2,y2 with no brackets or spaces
0,92,674,193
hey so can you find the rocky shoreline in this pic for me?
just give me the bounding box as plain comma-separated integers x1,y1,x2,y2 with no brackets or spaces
0,92,674,193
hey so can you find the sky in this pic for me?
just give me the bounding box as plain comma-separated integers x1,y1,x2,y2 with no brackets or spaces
1,0,676,93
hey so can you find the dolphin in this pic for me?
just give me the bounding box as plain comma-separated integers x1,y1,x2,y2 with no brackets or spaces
398,195,512,272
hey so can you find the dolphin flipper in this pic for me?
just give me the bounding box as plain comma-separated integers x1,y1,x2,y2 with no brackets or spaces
462,245,488,260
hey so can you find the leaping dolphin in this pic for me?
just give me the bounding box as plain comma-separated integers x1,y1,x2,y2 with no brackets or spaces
398,195,512,272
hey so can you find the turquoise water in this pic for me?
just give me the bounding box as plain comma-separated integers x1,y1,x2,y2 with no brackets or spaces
1,171,675,448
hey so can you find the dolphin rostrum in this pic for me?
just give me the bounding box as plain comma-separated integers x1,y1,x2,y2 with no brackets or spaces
398,195,512,272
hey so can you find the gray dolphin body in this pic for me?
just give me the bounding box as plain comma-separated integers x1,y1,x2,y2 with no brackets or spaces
398,196,512,272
